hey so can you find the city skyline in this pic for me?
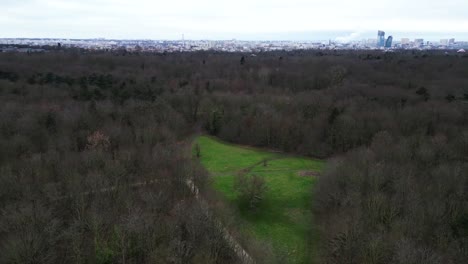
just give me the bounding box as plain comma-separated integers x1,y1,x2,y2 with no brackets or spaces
2,0,468,41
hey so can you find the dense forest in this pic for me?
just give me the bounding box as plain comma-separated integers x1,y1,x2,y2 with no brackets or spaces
0,49,467,263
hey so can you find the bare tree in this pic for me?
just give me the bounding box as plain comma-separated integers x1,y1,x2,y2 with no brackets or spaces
234,174,268,210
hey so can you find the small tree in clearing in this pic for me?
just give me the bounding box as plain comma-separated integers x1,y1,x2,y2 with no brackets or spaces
234,174,267,210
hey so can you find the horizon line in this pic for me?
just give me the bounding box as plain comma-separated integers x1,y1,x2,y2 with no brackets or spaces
2,37,468,42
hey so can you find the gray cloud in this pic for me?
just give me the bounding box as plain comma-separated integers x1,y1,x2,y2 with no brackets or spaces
1,0,467,40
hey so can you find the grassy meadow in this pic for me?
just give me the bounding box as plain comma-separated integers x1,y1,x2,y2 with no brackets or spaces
193,136,325,263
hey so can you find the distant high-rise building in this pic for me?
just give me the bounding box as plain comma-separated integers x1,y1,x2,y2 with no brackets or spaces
385,36,393,48
440,39,449,46
377,31,385,47
377,30,385,48
449,38,455,45
414,39,424,47
401,38,410,45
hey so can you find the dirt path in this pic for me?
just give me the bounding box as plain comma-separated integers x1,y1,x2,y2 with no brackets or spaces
185,137,256,264
186,179,255,264
210,156,284,177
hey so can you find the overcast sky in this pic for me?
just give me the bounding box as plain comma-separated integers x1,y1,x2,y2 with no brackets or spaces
2,0,468,40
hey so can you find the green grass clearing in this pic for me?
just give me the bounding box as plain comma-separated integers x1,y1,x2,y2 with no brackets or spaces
193,136,325,263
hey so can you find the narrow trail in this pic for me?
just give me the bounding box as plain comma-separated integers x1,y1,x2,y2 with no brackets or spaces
186,178,255,264
184,137,256,264
210,156,284,177
52,179,161,201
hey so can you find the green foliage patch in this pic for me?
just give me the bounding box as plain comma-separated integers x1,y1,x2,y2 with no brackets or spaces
194,136,325,263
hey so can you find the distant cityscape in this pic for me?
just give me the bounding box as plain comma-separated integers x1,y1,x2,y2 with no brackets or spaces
1,31,467,53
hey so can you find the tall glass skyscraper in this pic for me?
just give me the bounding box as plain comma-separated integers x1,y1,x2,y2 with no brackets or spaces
377,31,385,47
385,36,393,48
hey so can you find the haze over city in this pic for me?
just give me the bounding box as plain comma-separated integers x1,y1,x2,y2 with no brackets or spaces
2,0,468,41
